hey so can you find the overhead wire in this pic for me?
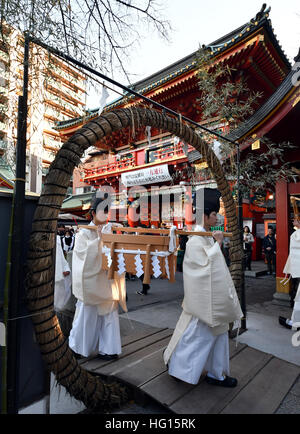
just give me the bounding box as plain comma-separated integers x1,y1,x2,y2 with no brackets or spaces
29,35,240,148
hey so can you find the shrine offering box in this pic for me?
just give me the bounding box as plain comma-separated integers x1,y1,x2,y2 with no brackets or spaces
101,232,177,285
77,225,232,285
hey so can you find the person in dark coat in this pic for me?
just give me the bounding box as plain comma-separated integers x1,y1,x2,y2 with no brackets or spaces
263,228,276,275
136,223,151,295
177,234,188,272
243,226,254,271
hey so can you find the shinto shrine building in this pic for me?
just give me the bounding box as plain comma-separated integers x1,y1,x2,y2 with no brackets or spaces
220,50,300,304
56,4,298,278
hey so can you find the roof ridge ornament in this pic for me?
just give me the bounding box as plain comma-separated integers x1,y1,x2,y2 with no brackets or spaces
206,4,272,54
294,47,300,63
250,4,271,24
250,3,271,24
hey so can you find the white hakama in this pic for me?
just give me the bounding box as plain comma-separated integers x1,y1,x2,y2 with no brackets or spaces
168,316,230,385
283,230,300,327
68,300,122,357
291,282,300,326
54,235,72,312
54,273,72,311
68,222,127,358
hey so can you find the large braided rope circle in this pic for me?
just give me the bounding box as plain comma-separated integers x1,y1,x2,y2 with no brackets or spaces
25,107,243,410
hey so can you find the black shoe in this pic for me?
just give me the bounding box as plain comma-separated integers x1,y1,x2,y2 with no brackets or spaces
279,316,292,330
169,374,181,382
72,351,83,360
205,375,238,388
97,354,119,361
136,291,147,296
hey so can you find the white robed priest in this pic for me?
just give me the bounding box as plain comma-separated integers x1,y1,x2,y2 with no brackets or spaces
68,192,127,360
54,234,72,311
163,188,243,387
279,216,300,331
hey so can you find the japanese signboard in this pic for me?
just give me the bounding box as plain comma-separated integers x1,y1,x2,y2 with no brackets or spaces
121,164,172,187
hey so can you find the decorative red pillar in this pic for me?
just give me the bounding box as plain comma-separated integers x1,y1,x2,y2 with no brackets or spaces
274,180,290,303
184,188,194,230
127,197,136,227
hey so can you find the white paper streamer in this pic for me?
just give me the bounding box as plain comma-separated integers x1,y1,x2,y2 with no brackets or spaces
102,246,175,279
105,251,112,268
134,252,144,278
182,141,189,156
168,226,177,253
98,84,110,115
102,246,171,258
151,254,162,278
165,257,170,279
117,251,126,275
146,126,152,147
213,140,223,164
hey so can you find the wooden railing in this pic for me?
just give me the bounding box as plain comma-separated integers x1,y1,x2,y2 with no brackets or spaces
83,142,194,179
83,156,136,178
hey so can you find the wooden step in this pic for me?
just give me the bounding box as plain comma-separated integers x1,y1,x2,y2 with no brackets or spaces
169,345,273,414
83,329,172,374
220,357,300,414
78,322,166,367
79,323,299,414
140,340,247,410
110,343,168,387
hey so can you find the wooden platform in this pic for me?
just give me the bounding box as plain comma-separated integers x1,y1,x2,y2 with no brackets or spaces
79,320,299,414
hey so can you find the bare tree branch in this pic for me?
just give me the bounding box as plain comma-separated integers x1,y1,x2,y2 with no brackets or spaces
1,0,170,78
58,0,70,54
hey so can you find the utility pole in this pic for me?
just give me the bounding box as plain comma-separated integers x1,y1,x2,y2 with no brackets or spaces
6,34,30,414
236,142,247,331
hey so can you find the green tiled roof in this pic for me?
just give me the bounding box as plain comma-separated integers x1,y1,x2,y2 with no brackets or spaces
0,164,15,187
61,192,94,210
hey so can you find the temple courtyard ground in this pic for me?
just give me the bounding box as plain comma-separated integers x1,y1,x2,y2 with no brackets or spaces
20,261,300,414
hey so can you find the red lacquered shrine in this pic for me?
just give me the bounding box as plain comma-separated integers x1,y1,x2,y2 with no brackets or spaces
219,49,300,303
56,5,292,234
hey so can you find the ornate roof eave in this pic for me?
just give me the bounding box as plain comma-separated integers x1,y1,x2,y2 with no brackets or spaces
0,165,15,188
103,18,290,112
188,51,300,165
123,70,199,108
54,71,200,134
0,175,14,189
224,56,300,145
122,5,290,95
54,4,291,133
54,35,269,135
190,87,300,165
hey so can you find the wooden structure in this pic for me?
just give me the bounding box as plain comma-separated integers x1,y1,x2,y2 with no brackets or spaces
79,225,232,284
102,232,176,285
79,318,299,414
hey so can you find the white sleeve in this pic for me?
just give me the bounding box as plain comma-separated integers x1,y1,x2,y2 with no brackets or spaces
55,236,70,282
72,230,102,301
